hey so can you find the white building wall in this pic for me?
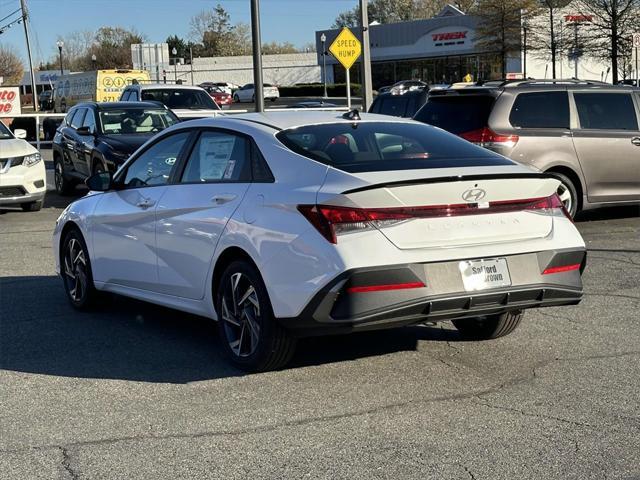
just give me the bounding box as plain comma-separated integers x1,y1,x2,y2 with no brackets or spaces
152,52,328,86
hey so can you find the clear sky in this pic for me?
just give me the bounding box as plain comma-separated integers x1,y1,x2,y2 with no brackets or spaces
0,0,356,66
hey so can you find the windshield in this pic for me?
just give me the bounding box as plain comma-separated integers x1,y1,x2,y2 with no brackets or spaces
276,121,511,173
0,122,13,139
99,108,179,135
141,89,219,110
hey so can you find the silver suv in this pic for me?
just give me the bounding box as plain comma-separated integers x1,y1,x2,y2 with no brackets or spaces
414,79,640,217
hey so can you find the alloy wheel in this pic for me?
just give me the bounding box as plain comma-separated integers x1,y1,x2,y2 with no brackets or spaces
55,161,63,192
221,272,261,358
63,237,88,302
557,182,573,216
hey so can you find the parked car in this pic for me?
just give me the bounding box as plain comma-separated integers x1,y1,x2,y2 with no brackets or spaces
52,102,179,194
200,82,239,95
380,80,428,95
414,79,640,217
0,122,46,211
199,84,233,109
38,90,54,110
53,111,586,371
617,79,639,87
233,83,279,103
119,84,221,118
369,88,429,118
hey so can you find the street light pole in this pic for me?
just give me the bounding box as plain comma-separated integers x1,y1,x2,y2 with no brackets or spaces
56,41,64,76
320,33,327,98
91,54,97,70
250,0,264,112
359,0,373,111
172,47,178,83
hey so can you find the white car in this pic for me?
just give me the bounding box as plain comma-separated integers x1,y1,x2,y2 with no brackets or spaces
233,83,280,103
0,124,46,211
119,84,222,119
53,111,586,371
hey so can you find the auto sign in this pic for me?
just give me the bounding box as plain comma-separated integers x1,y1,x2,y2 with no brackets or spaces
0,87,21,115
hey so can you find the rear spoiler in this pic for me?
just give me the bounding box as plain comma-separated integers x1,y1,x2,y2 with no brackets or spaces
342,172,561,195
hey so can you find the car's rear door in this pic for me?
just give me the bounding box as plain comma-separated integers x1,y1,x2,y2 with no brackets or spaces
90,131,192,290
154,128,253,299
570,90,640,202
64,108,89,175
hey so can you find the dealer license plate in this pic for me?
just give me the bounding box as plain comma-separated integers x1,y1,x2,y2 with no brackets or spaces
459,258,512,292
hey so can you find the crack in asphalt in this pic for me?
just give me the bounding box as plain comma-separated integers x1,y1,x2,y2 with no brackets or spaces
3,351,638,456
463,465,478,480
59,446,79,480
473,399,594,429
584,293,640,302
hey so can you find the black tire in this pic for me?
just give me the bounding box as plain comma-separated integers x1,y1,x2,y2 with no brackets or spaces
54,157,75,195
452,311,524,340
251,94,255,103
216,260,296,372
270,97,277,102
21,200,43,212
61,228,98,310
233,94,240,103
550,172,579,218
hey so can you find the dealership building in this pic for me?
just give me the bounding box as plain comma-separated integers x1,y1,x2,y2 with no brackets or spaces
315,4,613,88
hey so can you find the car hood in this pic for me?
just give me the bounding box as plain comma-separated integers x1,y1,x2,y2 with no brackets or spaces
100,134,153,154
0,138,38,158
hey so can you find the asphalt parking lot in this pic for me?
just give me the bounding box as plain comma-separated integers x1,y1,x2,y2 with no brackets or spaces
1,157,639,479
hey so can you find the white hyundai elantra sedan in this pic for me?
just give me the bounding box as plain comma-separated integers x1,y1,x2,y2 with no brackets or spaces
53,111,586,371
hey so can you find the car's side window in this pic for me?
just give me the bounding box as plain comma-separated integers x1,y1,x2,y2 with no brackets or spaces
81,109,97,133
121,90,131,101
181,131,250,183
70,109,86,129
509,91,570,129
122,132,190,188
574,93,638,130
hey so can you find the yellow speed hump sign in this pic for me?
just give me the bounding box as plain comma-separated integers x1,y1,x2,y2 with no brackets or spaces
329,27,362,70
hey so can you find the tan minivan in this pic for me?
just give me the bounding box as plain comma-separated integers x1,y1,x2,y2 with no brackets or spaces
414,79,640,217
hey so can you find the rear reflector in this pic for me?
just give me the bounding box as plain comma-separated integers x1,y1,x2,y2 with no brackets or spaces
347,281,425,294
543,264,581,275
298,193,568,243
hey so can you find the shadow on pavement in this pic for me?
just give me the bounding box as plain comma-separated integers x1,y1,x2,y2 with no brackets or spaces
575,204,639,222
0,276,456,382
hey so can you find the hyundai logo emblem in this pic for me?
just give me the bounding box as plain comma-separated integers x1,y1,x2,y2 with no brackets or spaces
462,188,487,202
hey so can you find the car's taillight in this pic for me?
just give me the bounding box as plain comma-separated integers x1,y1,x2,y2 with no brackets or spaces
459,127,519,149
298,193,568,244
543,263,581,275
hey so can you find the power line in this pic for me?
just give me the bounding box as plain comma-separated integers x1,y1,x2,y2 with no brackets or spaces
0,7,20,23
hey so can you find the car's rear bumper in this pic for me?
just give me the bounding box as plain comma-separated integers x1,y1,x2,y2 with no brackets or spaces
277,248,586,336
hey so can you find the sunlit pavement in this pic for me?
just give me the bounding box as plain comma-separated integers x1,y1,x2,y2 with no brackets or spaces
1,172,639,479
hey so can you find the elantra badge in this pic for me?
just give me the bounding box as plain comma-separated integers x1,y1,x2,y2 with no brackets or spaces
462,188,486,202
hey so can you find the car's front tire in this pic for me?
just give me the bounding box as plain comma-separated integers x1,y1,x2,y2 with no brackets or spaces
452,311,523,340
61,229,98,310
233,94,240,103
216,260,296,372
21,200,43,212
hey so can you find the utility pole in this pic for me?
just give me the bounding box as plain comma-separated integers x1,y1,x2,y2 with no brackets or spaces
250,0,264,113
20,0,38,112
189,45,194,85
359,0,373,111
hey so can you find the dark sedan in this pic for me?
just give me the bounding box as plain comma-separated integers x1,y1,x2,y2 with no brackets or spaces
52,102,179,194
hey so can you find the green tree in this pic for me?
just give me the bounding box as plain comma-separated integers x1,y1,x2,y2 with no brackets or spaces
475,0,540,78
166,35,189,60
261,41,298,54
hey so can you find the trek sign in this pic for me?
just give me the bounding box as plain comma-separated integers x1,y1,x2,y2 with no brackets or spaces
329,27,362,70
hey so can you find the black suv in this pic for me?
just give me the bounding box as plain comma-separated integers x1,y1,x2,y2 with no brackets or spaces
52,102,179,194
369,88,429,118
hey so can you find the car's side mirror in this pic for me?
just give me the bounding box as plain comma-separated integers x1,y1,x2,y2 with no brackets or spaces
76,126,94,136
13,129,27,139
86,171,113,191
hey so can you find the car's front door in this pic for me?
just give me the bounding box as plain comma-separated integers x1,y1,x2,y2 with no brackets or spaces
90,131,192,290
76,108,98,174
155,129,252,299
571,91,640,202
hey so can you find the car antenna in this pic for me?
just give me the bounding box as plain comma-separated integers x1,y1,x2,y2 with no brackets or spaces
342,109,361,121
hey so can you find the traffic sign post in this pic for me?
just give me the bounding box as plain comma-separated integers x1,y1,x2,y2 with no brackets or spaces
329,27,362,109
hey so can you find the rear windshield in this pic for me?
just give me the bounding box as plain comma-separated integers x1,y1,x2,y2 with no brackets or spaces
276,121,512,173
414,95,495,135
141,89,219,110
371,95,422,118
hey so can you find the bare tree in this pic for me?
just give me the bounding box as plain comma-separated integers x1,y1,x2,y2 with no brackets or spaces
0,45,24,85
54,30,95,71
528,0,573,78
573,0,640,83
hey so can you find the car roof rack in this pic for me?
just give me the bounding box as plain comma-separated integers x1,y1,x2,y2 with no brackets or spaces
501,78,609,87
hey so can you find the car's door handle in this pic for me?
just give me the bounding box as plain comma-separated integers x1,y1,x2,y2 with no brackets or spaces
136,198,155,209
631,137,640,146
212,194,237,205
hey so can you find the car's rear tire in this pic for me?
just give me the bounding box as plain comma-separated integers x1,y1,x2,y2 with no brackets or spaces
452,311,523,340
216,260,296,372
551,172,579,218
61,228,98,310
21,201,43,212
54,157,75,195
233,94,240,103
